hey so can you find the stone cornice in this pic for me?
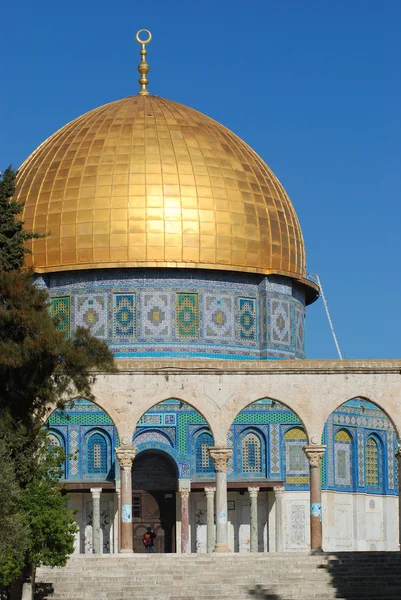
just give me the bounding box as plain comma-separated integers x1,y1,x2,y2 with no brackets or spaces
103,359,401,376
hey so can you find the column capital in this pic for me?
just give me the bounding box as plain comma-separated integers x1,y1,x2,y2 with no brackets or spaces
204,486,216,498
248,486,260,498
179,487,190,500
115,446,137,467
273,485,285,497
90,487,102,498
208,446,232,472
303,444,326,467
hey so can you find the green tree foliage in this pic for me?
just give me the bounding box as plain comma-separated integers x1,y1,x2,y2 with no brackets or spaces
0,440,27,587
0,165,116,590
0,167,42,271
18,438,78,571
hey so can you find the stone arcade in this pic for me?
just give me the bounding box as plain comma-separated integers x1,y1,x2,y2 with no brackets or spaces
14,30,401,557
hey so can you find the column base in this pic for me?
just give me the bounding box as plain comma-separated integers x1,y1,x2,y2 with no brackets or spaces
119,548,134,554
213,543,230,553
310,548,325,555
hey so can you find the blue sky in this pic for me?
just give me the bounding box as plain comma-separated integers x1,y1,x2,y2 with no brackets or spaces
1,0,400,359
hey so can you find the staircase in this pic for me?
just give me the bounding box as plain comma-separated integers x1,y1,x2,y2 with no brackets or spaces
35,552,401,600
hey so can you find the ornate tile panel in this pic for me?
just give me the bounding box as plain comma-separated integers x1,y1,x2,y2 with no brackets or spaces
270,424,280,475
358,431,365,487
176,293,199,338
142,292,171,338
271,299,291,346
51,297,70,337
237,297,257,341
76,295,107,338
388,431,395,490
204,295,234,339
113,294,135,341
334,442,352,486
294,307,305,355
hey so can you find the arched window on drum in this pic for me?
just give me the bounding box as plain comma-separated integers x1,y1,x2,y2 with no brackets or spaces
194,431,214,475
284,427,309,485
334,429,353,488
365,435,381,490
86,431,110,478
240,430,264,476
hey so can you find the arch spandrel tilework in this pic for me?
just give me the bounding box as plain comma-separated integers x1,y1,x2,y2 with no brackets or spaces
322,398,397,495
46,399,117,481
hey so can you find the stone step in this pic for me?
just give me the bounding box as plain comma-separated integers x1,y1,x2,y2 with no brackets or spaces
35,553,401,600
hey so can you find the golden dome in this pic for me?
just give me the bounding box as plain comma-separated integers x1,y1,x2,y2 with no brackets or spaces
16,95,317,300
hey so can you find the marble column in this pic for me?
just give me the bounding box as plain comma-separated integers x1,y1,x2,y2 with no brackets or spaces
179,487,190,554
248,486,259,553
303,445,326,552
273,485,284,552
208,447,232,552
114,488,121,554
204,486,216,553
396,444,401,550
90,487,102,554
115,446,137,553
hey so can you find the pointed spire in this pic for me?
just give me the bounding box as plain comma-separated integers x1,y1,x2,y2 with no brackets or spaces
136,29,152,96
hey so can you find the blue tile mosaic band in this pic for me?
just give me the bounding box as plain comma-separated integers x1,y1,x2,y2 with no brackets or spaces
38,269,306,360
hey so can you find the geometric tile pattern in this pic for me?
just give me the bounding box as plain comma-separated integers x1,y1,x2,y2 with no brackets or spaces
334,438,352,487
284,427,309,484
51,297,70,337
237,298,257,341
294,307,305,355
270,424,280,474
271,300,290,346
388,431,395,490
227,427,234,476
241,432,262,473
76,295,107,338
204,295,234,339
69,426,79,478
358,432,365,487
195,432,214,474
142,292,170,337
134,430,173,447
365,437,379,487
176,293,198,338
113,294,135,340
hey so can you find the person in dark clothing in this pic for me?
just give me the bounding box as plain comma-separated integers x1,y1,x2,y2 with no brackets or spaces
143,527,156,553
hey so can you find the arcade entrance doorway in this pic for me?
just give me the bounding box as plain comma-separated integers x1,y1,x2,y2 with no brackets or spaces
132,450,177,553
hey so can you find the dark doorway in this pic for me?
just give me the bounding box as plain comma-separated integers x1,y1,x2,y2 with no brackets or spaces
132,451,177,553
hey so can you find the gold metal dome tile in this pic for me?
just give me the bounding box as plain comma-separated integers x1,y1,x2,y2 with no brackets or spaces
15,95,318,301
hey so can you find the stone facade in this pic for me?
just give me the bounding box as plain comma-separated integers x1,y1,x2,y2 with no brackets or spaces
46,360,401,553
